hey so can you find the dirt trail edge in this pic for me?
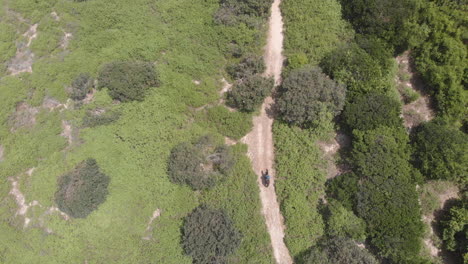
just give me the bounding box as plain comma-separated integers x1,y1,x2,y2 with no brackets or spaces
241,0,293,263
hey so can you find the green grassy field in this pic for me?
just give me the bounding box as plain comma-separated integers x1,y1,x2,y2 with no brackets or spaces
0,0,272,262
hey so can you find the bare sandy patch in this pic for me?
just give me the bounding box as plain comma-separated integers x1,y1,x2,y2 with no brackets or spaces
8,24,38,75
9,102,39,132
60,32,73,49
0,145,4,162
51,11,60,21
142,208,161,240
395,52,434,129
318,132,351,179
61,120,73,145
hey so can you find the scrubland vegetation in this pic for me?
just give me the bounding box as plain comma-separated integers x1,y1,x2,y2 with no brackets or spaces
0,0,273,262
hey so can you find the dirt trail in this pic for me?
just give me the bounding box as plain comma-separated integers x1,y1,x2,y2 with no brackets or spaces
241,0,293,263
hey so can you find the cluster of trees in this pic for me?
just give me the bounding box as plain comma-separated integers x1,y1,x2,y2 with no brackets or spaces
97,61,160,102
340,0,466,122
55,159,110,218
182,206,241,263
320,32,425,264
168,135,234,190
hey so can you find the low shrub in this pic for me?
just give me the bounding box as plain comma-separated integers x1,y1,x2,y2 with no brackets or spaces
55,159,110,218
182,206,241,263
82,110,120,128
214,0,272,26
226,75,273,112
168,135,234,190
206,106,252,140
325,199,366,242
70,73,93,101
97,61,159,102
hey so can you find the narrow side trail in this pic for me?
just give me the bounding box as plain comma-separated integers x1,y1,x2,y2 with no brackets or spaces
241,0,293,263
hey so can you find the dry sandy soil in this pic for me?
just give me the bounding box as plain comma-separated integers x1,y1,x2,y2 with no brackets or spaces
241,0,293,263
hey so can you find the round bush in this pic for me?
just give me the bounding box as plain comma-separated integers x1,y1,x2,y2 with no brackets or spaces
227,75,273,112
227,55,265,80
97,61,159,102
55,159,110,218
168,136,234,190
182,206,241,263
277,66,346,127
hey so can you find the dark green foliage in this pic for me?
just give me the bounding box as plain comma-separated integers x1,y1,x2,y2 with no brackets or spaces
97,61,159,102
227,54,265,80
352,127,424,262
214,0,272,26
304,237,378,264
168,136,234,190
440,194,468,262
325,200,366,242
70,73,93,101
182,206,241,264
277,66,346,127
339,0,423,50
413,1,467,120
412,120,468,183
342,93,402,131
326,172,359,211
227,75,273,112
82,110,120,128
55,159,110,218
321,43,390,99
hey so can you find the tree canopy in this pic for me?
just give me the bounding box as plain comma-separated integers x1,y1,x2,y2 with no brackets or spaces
342,92,402,132
55,159,110,218
440,193,468,263
227,75,273,112
304,237,378,264
182,206,241,263
70,73,93,101
412,120,468,183
277,66,346,127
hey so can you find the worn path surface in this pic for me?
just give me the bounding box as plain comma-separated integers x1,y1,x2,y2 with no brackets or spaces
241,0,293,263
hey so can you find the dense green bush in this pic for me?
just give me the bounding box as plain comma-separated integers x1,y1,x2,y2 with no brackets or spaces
412,120,468,183
325,172,359,212
277,66,346,127
182,206,241,263
440,193,467,263
168,136,234,190
97,61,159,102
342,92,402,131
321,43,390,99
70,73,93,101
325,200,366,242
227,54,265,80
304,237,378,264
214,0,272,26
55,159,110,218
339,0,423,50
352,127,424,263
226,75,273,112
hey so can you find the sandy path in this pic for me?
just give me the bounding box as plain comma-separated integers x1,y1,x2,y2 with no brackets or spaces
241,0,293,263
